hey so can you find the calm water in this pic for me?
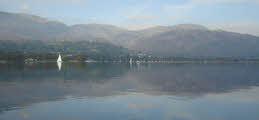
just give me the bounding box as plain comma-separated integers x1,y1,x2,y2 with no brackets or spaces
0,62,259,120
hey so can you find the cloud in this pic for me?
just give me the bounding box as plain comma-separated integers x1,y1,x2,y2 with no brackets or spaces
127,14,154,20
163,3,194,23
0,0,87,4
18,4,29,11
171,16,190,22
193,0,259,4
164,0,259,11
164,4,193,10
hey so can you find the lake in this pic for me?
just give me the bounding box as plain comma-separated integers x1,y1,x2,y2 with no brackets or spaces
0,62,259,120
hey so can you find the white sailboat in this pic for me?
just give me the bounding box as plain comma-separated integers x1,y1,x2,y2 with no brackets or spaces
57,53,62,71
57,53,62,63
129,58,133,64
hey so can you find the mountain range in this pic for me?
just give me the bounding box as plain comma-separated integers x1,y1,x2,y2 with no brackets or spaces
1,11,259,57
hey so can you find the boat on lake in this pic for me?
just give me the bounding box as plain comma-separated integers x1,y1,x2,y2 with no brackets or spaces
57,53,62,63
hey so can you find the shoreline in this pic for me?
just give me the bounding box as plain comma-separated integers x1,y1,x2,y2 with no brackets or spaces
1,60,259,64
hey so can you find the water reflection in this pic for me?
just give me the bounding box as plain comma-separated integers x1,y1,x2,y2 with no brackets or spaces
0,63,259,119
57,62,62,71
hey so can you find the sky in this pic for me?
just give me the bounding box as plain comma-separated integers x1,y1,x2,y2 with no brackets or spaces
0,0,259,36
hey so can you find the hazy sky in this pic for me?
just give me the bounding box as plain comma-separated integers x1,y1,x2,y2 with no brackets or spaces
0,0,259,35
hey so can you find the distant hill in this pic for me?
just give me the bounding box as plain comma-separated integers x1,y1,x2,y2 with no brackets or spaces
0,12,68,41
1,11,259,57
128,25,259,57
56,24,129,43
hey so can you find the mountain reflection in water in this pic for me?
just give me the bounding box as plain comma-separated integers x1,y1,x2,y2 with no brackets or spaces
0,63,259,120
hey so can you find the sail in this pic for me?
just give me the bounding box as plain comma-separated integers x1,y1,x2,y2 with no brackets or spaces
57,54,62,62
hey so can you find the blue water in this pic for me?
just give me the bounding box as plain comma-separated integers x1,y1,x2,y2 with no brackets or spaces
0,63,258,120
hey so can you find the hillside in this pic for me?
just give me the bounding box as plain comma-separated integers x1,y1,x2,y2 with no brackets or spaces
129,27,259,57
1,11,259,57
0,40,129,56
0,12,68,41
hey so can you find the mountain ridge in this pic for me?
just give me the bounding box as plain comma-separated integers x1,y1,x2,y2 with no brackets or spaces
1,11,259,57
